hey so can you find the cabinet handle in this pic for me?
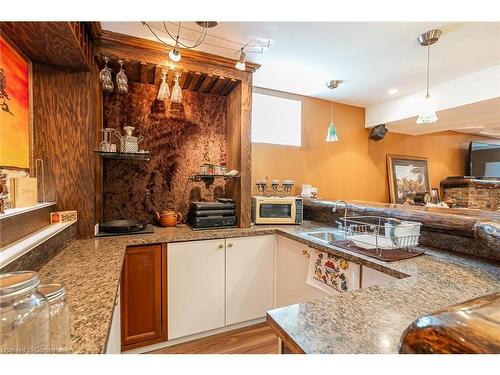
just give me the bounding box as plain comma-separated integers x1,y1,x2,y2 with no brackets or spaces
227,243,234,248
218,244,224,249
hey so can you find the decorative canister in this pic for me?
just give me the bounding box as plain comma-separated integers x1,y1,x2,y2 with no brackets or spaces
0,271,50,354
38,283,70,353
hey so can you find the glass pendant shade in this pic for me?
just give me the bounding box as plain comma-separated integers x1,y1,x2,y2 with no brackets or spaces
326,120,339,142
157,73,170,101
170,74,182,103
169,43,181,62
416,94,438,124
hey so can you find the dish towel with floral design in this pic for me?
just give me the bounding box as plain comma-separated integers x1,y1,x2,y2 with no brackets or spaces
306,249,359,295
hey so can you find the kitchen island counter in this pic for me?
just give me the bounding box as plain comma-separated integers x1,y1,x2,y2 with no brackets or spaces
37,223,500,354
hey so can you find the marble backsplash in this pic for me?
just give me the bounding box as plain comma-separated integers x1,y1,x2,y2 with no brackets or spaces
102,83,228,223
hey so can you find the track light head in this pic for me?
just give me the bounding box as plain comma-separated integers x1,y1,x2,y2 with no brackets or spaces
169,41,181,62
235,49,247,71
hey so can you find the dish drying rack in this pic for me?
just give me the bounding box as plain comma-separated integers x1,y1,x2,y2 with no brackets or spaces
336,216,422,255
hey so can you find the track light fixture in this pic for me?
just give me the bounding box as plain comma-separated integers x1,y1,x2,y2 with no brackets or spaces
235,48,247,71
169,38,181,62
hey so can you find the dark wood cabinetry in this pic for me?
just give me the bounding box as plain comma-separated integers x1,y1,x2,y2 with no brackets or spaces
121,244,167,351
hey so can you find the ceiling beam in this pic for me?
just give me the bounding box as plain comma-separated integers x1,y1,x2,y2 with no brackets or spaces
94,30,260,80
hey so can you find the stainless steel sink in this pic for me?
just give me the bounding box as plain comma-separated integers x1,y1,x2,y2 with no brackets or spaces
306,230,345,243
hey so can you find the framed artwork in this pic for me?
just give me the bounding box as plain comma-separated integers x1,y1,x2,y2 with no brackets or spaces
0,33,32,172
387,154,430,204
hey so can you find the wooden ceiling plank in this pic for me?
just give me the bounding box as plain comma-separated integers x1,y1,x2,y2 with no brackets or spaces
123,61,134,82
153,65,163,86
139,62,148,84
209,77,227,94
188,72,202,90
199,75,217,93
179,70,189,89
146,64,156,84
166,69,175,87
221,79,238,96
194,73,208,92
183,72,194,90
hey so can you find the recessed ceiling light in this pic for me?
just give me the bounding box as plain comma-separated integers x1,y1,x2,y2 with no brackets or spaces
388,88,399,95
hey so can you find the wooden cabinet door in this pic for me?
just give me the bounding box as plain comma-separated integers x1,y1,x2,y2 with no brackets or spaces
275,235,309,308
121,244,166,351
168,239,225,340
225,235,275,325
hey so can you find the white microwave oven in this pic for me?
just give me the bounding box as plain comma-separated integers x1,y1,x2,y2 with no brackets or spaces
251,196,303,224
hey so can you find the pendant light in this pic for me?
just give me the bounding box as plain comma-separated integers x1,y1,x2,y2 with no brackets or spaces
170,72,182,103
235,48,246,71
169,38,181,62
416,29,441,124
326,80,341,142
157,71,170,101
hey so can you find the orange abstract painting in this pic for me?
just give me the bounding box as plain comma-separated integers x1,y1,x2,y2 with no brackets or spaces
0,35,30,170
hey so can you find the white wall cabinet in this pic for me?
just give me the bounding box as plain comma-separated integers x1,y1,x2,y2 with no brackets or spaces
168,239,226,340
225,235,275,325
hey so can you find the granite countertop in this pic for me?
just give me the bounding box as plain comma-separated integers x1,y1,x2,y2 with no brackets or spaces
37,222,500,354
267,228,500,354
37,223,313,354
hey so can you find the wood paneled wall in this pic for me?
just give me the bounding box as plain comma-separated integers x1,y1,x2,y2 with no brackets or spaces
226,79,252,228
32,64,99,237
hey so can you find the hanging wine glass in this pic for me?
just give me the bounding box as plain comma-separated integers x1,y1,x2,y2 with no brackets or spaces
99,57,112,83
157,71,170,101
102,77,114,93
170,72,182,103
116,60,128,94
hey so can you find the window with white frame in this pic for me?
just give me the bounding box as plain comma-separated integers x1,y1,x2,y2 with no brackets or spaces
251,90,301,146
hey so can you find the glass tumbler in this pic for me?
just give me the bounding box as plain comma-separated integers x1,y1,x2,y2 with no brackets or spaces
0,271,50,354
38,283,70,353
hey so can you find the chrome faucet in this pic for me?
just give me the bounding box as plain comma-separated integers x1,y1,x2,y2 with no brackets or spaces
332,200,348,230
332,200,348,218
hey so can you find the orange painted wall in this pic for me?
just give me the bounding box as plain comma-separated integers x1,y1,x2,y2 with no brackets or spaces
251,94,495,203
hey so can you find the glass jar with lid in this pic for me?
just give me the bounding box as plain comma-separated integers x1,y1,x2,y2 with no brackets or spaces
38,283,70,353
0,271,50,354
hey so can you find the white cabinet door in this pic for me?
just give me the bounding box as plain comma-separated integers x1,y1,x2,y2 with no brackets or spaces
225,235,275,325
275,235,311,308
361,266,397,288
168,239,225,340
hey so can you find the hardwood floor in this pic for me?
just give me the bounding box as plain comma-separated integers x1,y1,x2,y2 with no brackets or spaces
149,323,278,354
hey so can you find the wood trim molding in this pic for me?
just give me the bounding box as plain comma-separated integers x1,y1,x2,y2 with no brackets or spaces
95,29,260,76
86,22,103,41
266,314,305,354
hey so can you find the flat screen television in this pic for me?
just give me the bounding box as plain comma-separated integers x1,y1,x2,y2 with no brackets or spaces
467,141,500,178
